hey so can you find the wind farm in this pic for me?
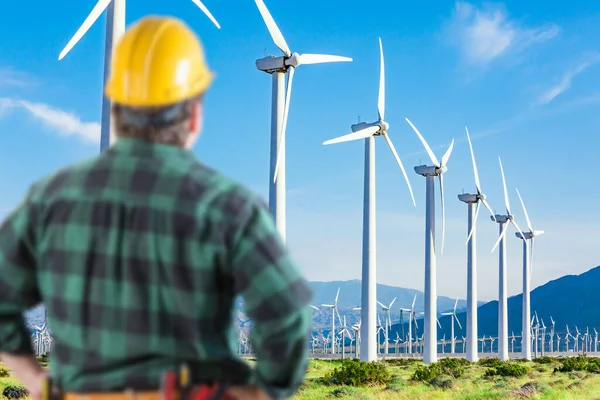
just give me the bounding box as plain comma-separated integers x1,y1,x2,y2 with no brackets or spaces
3,0,600,398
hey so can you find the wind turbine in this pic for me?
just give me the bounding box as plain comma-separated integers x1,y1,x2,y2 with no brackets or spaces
514,187,544,360
405,118,454,364
458,126,496,362
441,298,463,354
321,287,342,355
58,0,220,152
550,317,555,353
322,38,414,362
377,297,397,354
399,295,418,354
254,0,352,242
490,157,526,361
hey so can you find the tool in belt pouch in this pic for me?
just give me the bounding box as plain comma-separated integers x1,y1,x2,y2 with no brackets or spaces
162,363,230,400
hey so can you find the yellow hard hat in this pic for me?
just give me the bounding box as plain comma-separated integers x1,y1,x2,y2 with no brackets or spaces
105,16,214,107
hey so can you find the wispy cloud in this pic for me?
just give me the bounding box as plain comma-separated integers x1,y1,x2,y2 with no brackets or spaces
535,55,600,105
0,66,36,88
445,1,559,65
0,98,100,144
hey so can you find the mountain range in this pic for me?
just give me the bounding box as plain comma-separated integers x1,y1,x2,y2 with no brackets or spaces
23,266,600,343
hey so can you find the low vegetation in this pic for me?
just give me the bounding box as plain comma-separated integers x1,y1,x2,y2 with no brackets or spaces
294,356,600,399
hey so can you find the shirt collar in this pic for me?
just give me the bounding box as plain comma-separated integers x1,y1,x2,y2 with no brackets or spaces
108,137,194,160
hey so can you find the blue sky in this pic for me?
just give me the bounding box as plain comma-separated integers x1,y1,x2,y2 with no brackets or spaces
1,0,599,301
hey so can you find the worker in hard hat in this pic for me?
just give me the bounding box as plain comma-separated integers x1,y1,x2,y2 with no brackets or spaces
0,16,313,400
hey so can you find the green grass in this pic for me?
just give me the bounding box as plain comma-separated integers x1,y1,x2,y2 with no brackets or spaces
292,357,600,399
2,357,600,399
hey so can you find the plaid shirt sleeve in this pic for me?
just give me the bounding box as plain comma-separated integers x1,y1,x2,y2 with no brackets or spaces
0,186,41,354
227,192,313,399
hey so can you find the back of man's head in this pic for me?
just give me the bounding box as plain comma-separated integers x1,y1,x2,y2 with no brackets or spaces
104,15,214,148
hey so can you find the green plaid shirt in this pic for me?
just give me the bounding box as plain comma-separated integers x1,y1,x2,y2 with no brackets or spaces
0,138,313,399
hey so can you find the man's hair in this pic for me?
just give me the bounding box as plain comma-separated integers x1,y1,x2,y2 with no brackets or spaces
112,95,202,146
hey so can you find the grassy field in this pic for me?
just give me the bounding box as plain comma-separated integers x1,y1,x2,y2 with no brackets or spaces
1,357,600,399
291,357,600,399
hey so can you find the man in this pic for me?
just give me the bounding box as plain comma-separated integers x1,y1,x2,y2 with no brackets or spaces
0,16,313,400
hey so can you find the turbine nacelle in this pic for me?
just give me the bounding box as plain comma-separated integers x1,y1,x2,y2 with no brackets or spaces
458,193,478,203
515,230,545,240
255,55,287,73
414,164,445,177
492,214,512,224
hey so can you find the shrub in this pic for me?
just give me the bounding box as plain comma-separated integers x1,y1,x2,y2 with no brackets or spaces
429,374,455,389
555,356,600,373
2,385,28,399
411,358,466,382
533,356,555,364
384,358,418,367
0,367,10,377
484,363,529,378
320,359,390,387
478,358,504,368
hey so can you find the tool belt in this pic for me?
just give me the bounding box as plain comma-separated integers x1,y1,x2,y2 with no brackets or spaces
43,364,237,400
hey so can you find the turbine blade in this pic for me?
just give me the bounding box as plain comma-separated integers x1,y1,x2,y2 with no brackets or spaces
273,66,294,183
465,201,481,245
404,118,440,166
411,294,417,309
441,139,454,166
310,305,319,311
58,0,112,60
453,298,458,312
491,222,509,253
253,0,291,57
189,0,221,28
515,188,533,232
335,287,340,304
439,173,446,255
498,157,511,215
376,301,385,308
378,37,385,121
295,54,353,65
455,314,463,330
482,198,496,221
322,125,379,145
414,317,419,330
336,308,343,326
382,131,416,207
437,318,442,329
465,126,481,193
389,297,397,309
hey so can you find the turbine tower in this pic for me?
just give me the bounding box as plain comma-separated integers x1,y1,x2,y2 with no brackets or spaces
254,0,352,242
514,188,544,360
405,118,454,364
491,157,525,361
399,294,418,354
58,0,220,151
322,38,415,361
458,126,495,362
377,297,397,354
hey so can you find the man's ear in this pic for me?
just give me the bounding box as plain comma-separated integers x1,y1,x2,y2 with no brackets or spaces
189,101,202,133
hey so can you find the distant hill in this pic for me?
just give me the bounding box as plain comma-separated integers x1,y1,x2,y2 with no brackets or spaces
308,280,484,332
389,265,600,342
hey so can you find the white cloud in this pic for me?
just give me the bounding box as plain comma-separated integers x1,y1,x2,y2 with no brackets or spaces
445,2,559,65
0,66,35,88
0,98,100,144
535,56,600,105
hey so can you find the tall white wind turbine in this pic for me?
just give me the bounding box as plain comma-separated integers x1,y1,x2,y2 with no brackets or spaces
321,287,342,355
514,188,544,360
322,38,415,361
490,157,526,361
405,118,454,364
458,127,496,362
254,0,352,242
58,0,220,152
